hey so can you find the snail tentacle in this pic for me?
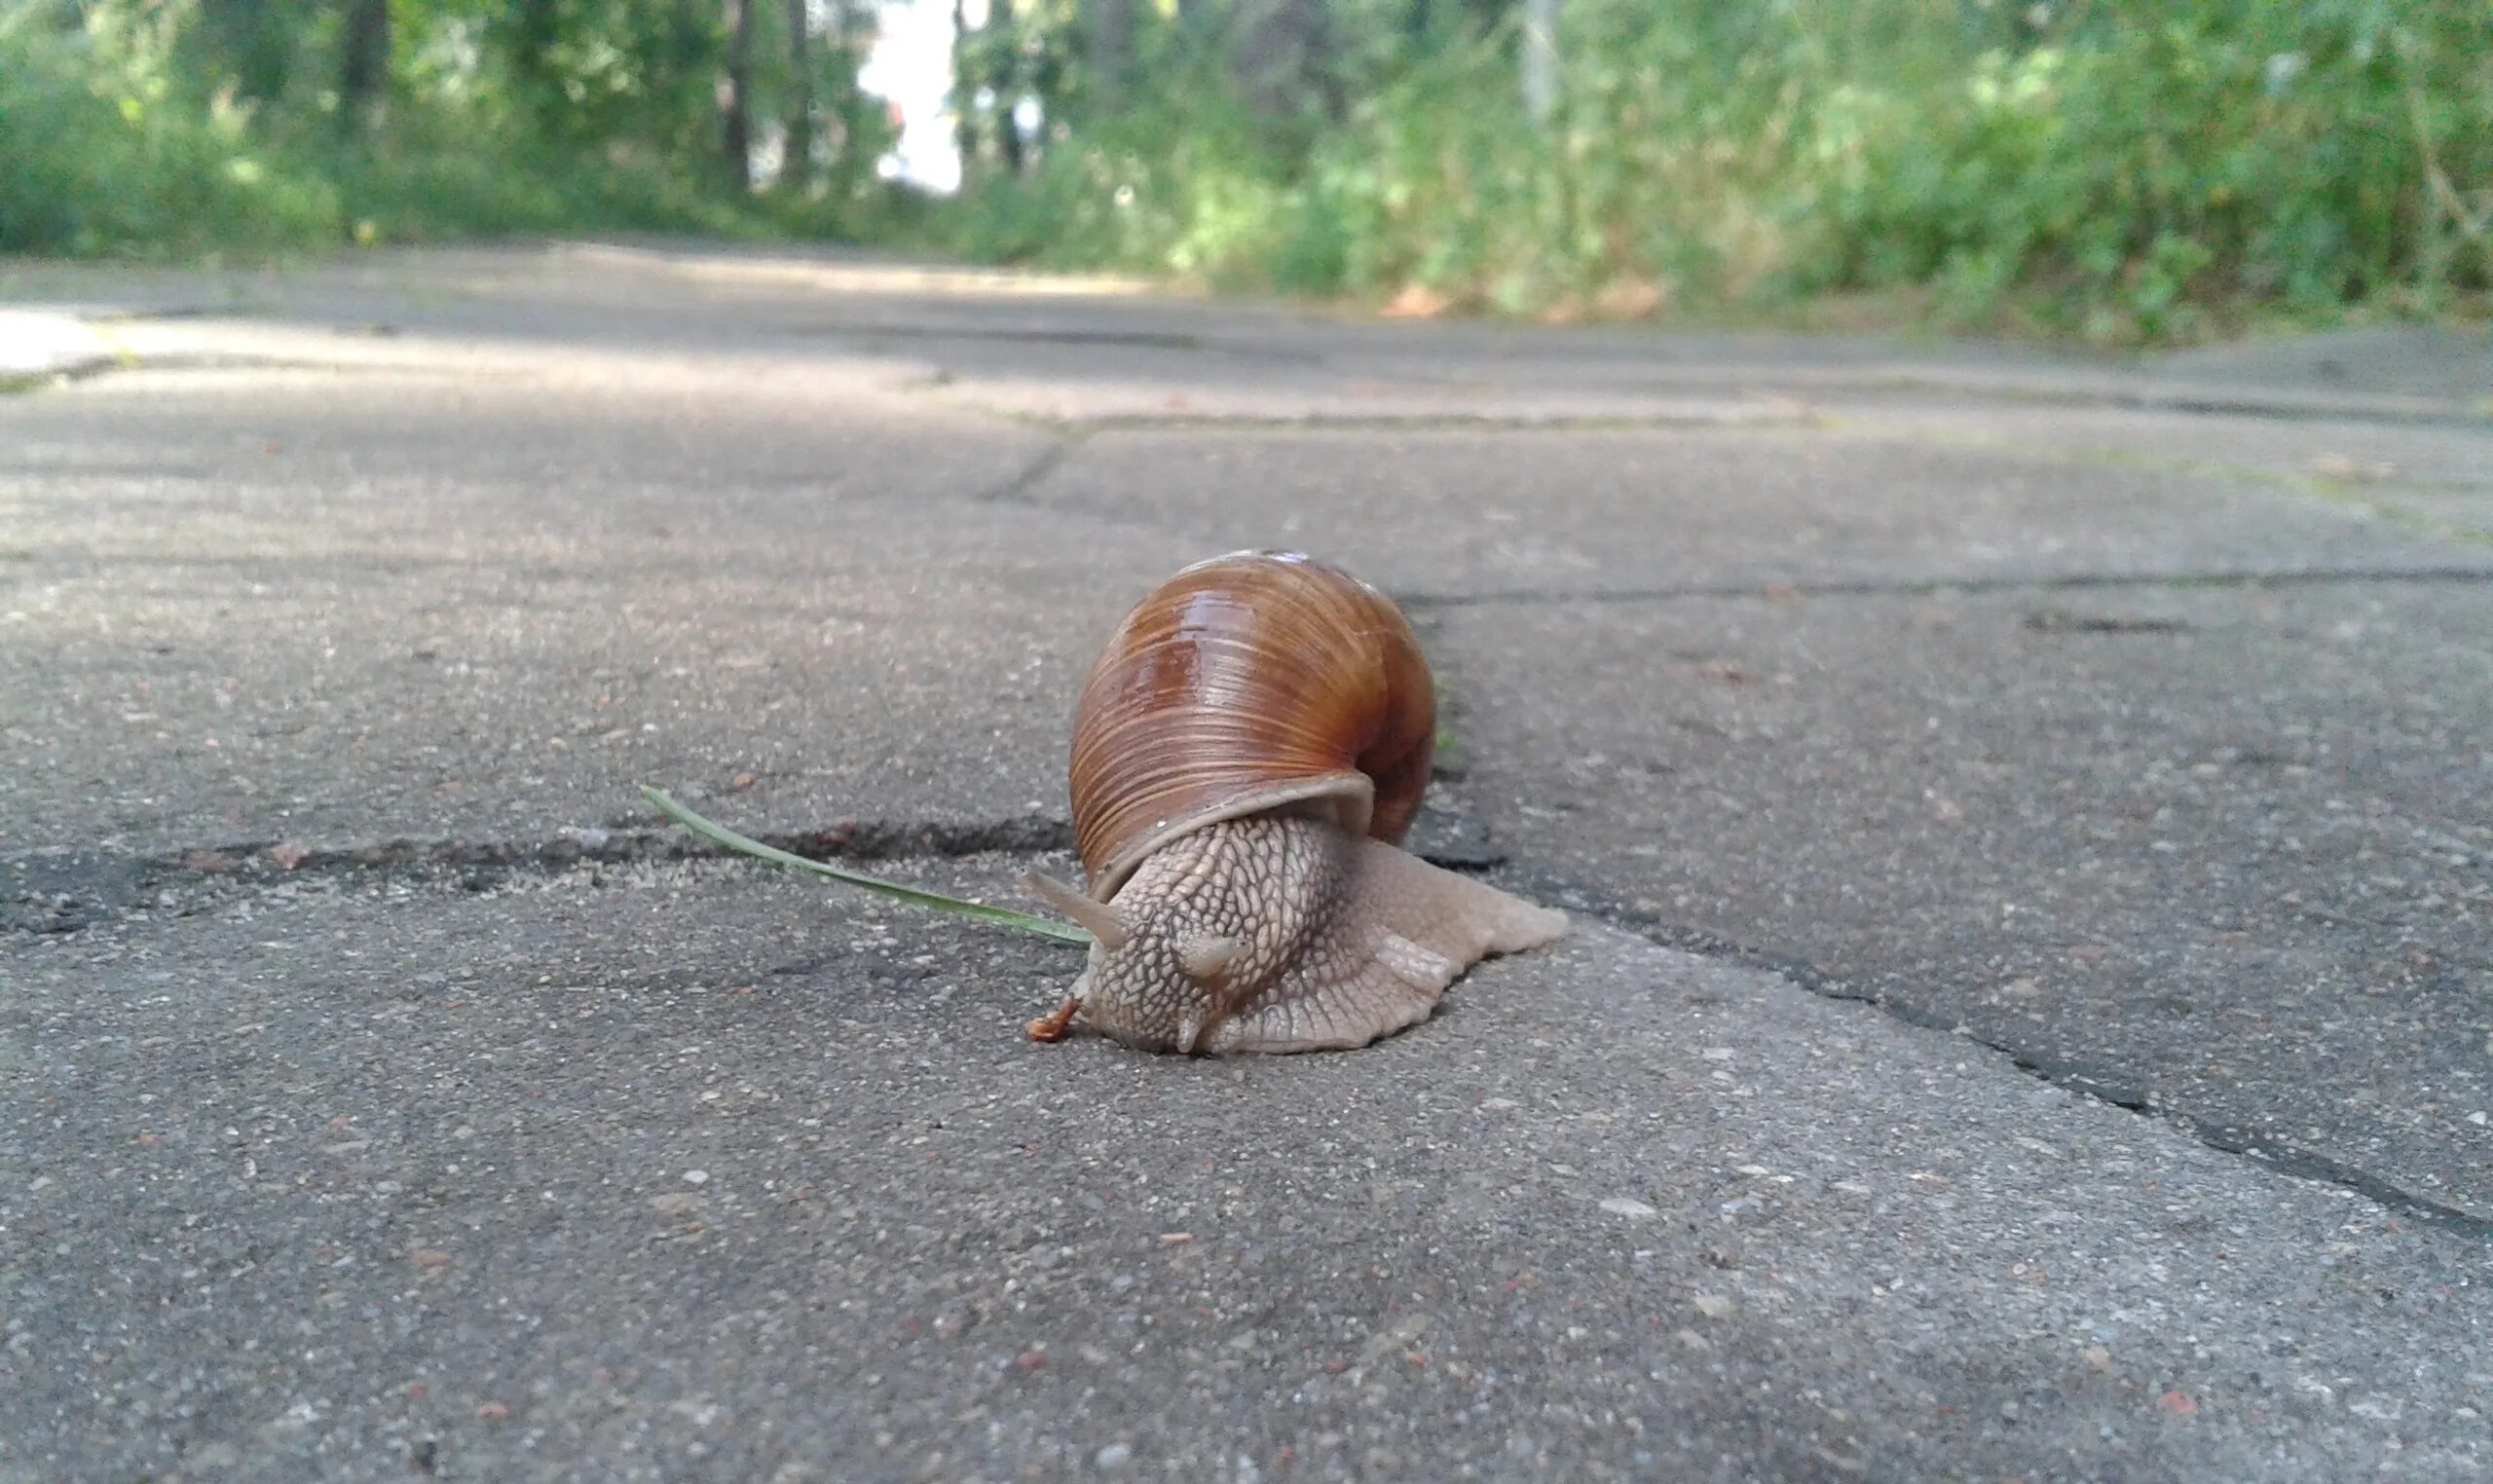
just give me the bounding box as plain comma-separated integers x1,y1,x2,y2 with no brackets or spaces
1021,871,1131,949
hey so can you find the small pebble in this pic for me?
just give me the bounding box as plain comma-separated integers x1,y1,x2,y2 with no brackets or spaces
1692,1294,1734,1319
683,1169,710,1186
1599,1198,1656,1220
1095,1442,1134,1470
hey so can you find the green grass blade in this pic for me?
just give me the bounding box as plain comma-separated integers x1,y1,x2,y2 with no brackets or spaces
641,787,1092,947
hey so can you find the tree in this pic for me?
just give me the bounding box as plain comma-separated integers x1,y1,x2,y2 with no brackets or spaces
1089,0,1133,107
1227,0,1341,119
197,0,293,102
339,0,390,138
720,0,758,186
785,0,818,188
952,0,981,168
1519,0,1555,123
507,0,562,123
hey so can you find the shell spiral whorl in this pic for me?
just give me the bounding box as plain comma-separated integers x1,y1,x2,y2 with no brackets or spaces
1066,551,1435,903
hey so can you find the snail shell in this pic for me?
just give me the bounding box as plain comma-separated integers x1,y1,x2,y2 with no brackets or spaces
1024,551,1566,1055
1067,550,1435,903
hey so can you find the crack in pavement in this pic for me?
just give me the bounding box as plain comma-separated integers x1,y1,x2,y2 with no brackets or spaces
0,806,1513,937
2,356,130,394
0,813,1073,937
1821,373,2493,429
925,380,2482,437
9,807,2486,1243
971,434,1088,506
1395,564,2493,611
1844,418,2493,498
15,299,2488,430
1,349,407,395
784,319,1328,364
982,407,1822,435
1500,865,2493,1243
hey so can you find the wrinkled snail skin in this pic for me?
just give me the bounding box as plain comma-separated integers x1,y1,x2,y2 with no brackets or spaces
1064,815,1567,1055
1029,551,1567,1055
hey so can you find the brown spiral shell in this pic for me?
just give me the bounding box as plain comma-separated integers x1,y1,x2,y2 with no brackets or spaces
1068,551,1435,902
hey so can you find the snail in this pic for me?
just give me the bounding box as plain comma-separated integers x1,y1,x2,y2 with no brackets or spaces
1018,551,1567,1054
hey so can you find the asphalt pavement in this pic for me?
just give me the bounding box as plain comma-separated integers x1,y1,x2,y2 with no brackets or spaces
3,242,2488,1482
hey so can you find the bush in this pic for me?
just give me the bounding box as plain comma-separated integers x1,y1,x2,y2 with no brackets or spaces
0,8,338,258
931,0,2493,343
1786,1,2493,339
0,0,895,262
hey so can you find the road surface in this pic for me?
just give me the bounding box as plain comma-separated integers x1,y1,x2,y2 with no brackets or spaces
3,243,2489,1481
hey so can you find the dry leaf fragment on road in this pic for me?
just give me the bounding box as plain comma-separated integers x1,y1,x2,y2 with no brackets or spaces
1381,283,1451,319
2311,455,2395,482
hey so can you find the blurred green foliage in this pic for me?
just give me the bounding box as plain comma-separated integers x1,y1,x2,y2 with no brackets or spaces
0,0,896,260
6,1,2485,344
1,2,337,256
935,0,2492,343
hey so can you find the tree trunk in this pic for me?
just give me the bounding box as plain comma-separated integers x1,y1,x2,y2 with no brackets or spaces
202,0,291,102
785,0,817,188
1404,0,1433,47
1228,0,1339,120
1520,0,1557,124
719,0,757,188
1090,0,1134,109
951,0,982,171
510,0,561,116
339,0,391,137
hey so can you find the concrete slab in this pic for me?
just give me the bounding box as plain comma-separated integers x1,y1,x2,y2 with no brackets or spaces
1012,425,2492,598
8,242,2493,1482
2372,488,2493,543
1433,582,2493,1223
2151,324,2493,407
10,244,2486,424
1813,394,2493,494
3,861,2483,1481
0,370,1201,857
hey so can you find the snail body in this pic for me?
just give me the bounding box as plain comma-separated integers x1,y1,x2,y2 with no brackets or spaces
1023,552,1565,1054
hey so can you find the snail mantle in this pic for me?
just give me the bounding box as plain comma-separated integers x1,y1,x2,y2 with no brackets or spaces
1020,550,1566,1055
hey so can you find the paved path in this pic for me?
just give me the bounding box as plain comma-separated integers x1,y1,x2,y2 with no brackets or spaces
3,243,2488,1481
